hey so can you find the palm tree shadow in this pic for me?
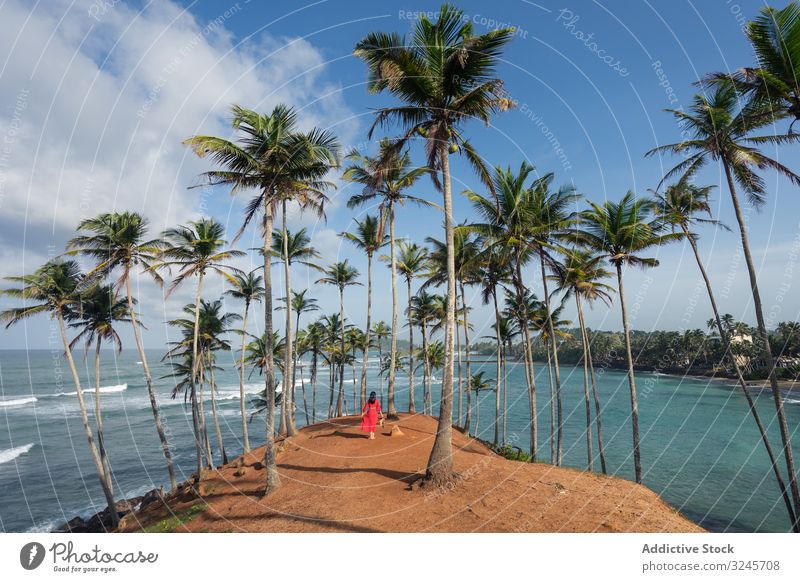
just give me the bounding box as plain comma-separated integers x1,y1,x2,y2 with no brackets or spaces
317,430,367,440
203,510,383,533
279,463,420,484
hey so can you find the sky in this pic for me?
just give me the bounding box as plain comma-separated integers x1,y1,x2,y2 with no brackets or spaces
1,0,799,350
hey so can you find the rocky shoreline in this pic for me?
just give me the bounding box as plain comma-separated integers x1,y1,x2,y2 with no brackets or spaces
53,487,166,533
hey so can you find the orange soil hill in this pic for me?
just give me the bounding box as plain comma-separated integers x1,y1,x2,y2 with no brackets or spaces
117,414,704,533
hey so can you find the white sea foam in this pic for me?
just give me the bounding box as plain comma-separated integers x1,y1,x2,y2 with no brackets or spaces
57,384,127,397
0,396,37,407
785,398,800,404
0,443,35,464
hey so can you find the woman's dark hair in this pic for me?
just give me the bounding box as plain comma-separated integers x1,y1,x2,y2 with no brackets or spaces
368,391,377,404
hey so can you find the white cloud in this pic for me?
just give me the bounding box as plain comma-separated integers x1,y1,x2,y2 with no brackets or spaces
0,0,358,347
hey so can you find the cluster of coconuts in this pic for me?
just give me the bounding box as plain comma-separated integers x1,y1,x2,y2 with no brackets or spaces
416,126,460,153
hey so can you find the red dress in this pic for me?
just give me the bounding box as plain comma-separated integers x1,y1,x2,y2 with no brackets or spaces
360,400,381,432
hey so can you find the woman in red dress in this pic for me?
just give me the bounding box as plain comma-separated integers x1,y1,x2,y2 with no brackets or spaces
360,391,384,439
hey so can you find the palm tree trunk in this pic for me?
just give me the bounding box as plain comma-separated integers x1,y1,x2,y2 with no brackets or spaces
579,300,607,474
299,358,310,426
360,253,373,410
262,197,280,494
407,276,416,414
723,160,800,526
425,146,455,485
208,352,227,466
540,254,564,466
124,275,176,489
377,338,384,402
546,348,555,463
57,309,118,528
239,301,251,453
685,224,797,530
337,289,345,417
93,338,117,527
387,208,399,419
281,200,297,436
461,280,472,434
575,294,593,471
502,344,508,445
327,354,335,419
615,263,643,484
311,353,318,424
198,357,213,468
514,256,537,461
421,320,430,415
455,301,463,426
492,287,502,446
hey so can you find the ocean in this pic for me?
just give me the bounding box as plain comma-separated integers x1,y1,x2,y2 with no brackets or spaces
0,348,798,533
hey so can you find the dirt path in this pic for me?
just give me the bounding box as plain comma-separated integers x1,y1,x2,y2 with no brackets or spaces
117,414,703,533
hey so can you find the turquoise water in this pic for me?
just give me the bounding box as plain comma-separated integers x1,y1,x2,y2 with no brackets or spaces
0,348,798,532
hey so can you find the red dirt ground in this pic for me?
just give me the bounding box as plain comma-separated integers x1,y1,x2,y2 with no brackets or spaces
117,414,704,533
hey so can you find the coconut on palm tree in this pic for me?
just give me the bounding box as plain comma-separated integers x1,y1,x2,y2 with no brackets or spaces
225,270,265,453
316,261,361,417
1,261,120,527
66,211,177,489
653,179,797,529
355,4,514,485
341,215,389,409
184,104,339,494
648,82,800,516
574,191,678,483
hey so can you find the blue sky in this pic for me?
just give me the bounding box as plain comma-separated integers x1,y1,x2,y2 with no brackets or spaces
1,0,799,349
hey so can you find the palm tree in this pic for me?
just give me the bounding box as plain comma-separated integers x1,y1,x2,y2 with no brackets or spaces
355,4,514,485
66,212,177,489
341,215,389,409
409,291,441,416
159,218,243,476
271,227,324,436
552,248,614,474
465,163,542,459
528,298,573,464
526,172,579,465
316,261,361,417
304,321,326,423
1,261,119,527
67,283,131,525
245,332,286,424
475,249,511,446
344,141,430,419
225,270,265,453
575,192,677,483
469,372,495,438
196,299,240,466
371,320,390,401
648,82,800,516
653,179,797,530
284,290,319,425
706,2,800,131
184,104,339,494
396,241,429,414
424,230,481,429
493,315,518,445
